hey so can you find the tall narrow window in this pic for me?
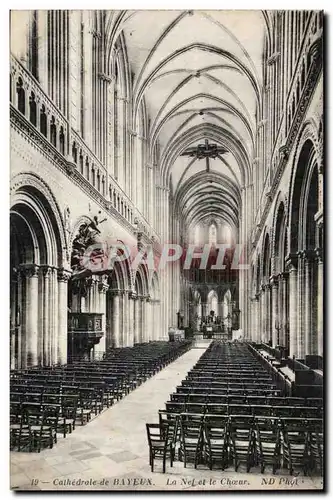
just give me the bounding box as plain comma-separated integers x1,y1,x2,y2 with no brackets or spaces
209,223,217,246
29,92,37,126
50,116,57,147
79,150,83,173
40,104,47,136
17,78,25,115
72,142,77,164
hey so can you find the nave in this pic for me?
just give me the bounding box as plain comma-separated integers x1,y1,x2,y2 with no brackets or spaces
9,9,324,492
10,342,322,491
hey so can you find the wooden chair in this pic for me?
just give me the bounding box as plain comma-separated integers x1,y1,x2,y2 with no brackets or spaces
31,408,58,452
281,420,310,475
308,427,323,476
16,410,34,452
254,418,281,473
146,423,173,473
159,410,180,463
203,418,229,470
179,419,204,468
229,416,256,472
58,397,78,438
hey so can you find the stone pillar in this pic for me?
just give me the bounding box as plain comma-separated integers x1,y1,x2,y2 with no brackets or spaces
316,249,323,356
128,293,134,347
22,264,39,367
133,296,139,344
201,302,208,321
147,296,153,342
297,251,305,359
278,272,288,348
304,251,315,355
57,269,71,365
94,276,109,357
250,295,259,342
265,283,271,344
270,275,279,347
286,255,298,358
141,297,147,342
261,285,266,343
122,292,129,346
137,297,142,342
256,291,261,342
155,300,161,340
41,266,51,366
105,292,113,351
11,269,23,369
112,291,120,348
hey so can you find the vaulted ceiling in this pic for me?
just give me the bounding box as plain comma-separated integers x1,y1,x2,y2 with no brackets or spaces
115,10,270,234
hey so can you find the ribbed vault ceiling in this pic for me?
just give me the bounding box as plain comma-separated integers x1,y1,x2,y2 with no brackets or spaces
116,10,269,234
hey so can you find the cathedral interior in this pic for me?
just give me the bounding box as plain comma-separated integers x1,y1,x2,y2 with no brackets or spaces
10,10,323,491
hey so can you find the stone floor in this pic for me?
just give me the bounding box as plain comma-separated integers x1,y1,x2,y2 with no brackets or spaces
10,347,323,492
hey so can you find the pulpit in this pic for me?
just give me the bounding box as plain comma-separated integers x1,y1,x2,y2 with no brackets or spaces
68,312,104,362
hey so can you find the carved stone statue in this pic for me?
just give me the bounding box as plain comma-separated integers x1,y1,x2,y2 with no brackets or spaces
71,214,107,277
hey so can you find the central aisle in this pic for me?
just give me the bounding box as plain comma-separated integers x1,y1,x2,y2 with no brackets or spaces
10,345,322,491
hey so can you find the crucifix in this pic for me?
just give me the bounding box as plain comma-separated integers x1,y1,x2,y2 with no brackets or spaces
180,139,228,172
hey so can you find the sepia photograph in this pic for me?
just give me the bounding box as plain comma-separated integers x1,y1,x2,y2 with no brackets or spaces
9,8,324,491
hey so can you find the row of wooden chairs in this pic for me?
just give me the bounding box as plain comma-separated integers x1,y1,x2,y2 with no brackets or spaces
146,412,323,475
149,341,323,475
10,340,192,452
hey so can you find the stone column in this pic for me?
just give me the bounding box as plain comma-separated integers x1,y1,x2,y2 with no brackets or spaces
270,275,279,347
286,255,298,358
133,296,139,344
297,251,306,359
303,250,315,355
201,302,208,322
94,276,109,357
250,295,259,342
316,249,323,356
147,296,153,342
261,284,266,343
265,283,271,344
21,264,39,367
57,268,71,365
41,266,51,366
112,291,120,348
141,297,146,342
128,292,134,347
137,297,142,343
155,300,161,340
257,290,262,342
122,291,129,346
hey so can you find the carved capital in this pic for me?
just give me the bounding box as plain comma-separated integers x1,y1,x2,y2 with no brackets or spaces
278,271,289,282
57,268,72,282
285,253,298,272
300,249,316,262
269,275,279,288
315,247,323,263
98,277,109,293
267,52,280,66
20,263,39,278
39,264,52,278
98,72,115,84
